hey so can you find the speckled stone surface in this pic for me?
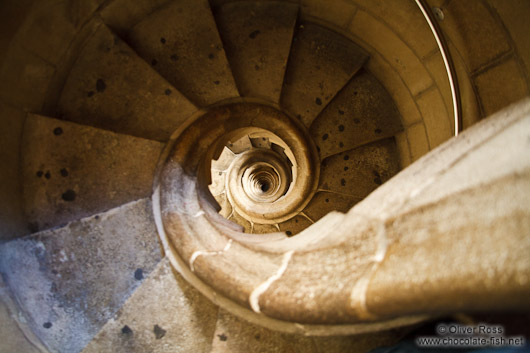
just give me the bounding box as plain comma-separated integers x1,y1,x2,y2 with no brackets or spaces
22,114,163,232
0,198,162,353
83,258,219,353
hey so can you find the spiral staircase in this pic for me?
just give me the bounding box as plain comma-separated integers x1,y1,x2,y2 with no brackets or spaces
1,0,530,352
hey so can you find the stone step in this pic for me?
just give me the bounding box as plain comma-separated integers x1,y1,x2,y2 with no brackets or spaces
278,214,313,237
56,23,197,142
281,23,369,128
310,68,403,160
21,114,163,232
215,1,299,104
82,258,219,353
227,134,253,154
301,191,360,223
0,199,162,353
318,138,400,199
127,0,239,107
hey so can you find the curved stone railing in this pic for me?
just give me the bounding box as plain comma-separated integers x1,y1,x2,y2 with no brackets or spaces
154,99,530,335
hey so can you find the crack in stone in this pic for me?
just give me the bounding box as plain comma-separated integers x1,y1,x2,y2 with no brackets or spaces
189,239,233,272
249,250,294,313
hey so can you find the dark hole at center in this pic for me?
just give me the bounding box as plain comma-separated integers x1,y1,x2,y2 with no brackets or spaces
260,181,270,192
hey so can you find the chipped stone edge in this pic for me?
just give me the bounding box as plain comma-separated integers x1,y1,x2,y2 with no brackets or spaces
189,239,232,272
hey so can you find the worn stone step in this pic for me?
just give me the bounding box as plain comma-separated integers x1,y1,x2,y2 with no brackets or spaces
22,114,163,232
127,0,239,107
318,138,400,199
82,258,219,353
281,23,369,128
0,199,162,353
56,23,197,142
215,1,299,104
310,69,404,160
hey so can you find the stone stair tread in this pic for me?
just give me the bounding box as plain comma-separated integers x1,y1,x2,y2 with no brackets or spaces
251,223,279,234
211,146,236,172
227,135,253,154
82,258,219,353
318,138,400,198
216,193,234,221
209,170,226,197
22,114,164,232
250,136,272,149
56,23,197,142
281,23,369,128
127,0,239,107
310,68,404,159
302,191,361,222
215,1,299,104
0,199,162,353
278,214,313,236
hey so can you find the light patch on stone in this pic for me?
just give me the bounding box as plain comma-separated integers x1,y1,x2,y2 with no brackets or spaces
59,250,68,263
350,218,388,320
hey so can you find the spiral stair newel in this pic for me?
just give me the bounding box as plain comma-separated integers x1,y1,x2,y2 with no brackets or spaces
151,100,427,335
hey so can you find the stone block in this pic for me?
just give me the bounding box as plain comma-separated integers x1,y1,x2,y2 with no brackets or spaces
300,0,357,29
352,0,437,58
406,122,430,161
438,0,511,72
416,87,452,148
349,10,433,96
424,51,453,128
474,58,529,116
366,52,422,127
395,131,411,169
488,0,530,88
